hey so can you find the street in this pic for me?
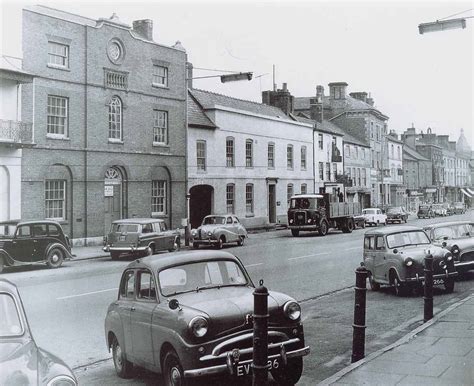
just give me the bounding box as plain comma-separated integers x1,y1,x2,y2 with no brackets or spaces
3,212,473,385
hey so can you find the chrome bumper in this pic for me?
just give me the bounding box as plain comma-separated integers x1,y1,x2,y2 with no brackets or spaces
288,225,317,230
405,270,458,283
102,246,147,252
193,239,218,245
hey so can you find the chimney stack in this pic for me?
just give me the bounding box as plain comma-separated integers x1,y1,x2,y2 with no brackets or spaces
133,19,153,41
186,62,193,89
310,85,325,122
262,83,294,116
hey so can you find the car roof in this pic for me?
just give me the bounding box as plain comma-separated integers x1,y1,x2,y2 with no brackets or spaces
126,250,240,271
0,278,19,293
204,214,233,217
290,194,324,199
364,225,422,236
112,218,164,224
423,221,474,230
362,207,381,210
16,220,63,226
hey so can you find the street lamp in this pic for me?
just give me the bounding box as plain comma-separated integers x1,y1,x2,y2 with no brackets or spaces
418,18,467,34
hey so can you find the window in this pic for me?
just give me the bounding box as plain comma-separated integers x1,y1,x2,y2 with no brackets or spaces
152,65,168,87
226,184,235,214
370,122,374,138
245,139,253,167
319,162,324,180
391,144,394,158
246,184,254,214
45,180,66,220
151,180,166,214
357,168,361,186
352,168,357,186
196,140,206,171
326,162,331,181
362,169,367,186
137,270,156,300
48,41,69,68
375,236,385,250
397,146,401,160
301,146,307,170
287,184,294,202
301,183,307,194
332,136,337,146
361,148,365,159
226,137,235,167
371,150,375,168
268,142,275,168
108,96,122,140
47,96,68,137
120,270,135,299
332,163,337,181
345,145,350,158
153,110,168,144
355,147,359,159
318,133,323,149
287,145,294,169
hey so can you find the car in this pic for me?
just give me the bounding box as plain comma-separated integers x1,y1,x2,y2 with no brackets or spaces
103,218,180,260
432,204,447,217
354,214,366,228
386,207,409,224
104,250,310,385
452,202,466,215
363,226,457,296
0,220,73,273
361,208,387,226
417,205,434,219
191,215,247,249
446,204,455,216
423,221,474,274
0,278,77,385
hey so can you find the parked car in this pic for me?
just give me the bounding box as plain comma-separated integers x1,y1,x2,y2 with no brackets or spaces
103,218,180,260
363,226,457,296
446,203,455,216
452,202,466,214
191,215,247,249
104,250,309,385
0,278,77,385
432,203,447,217
361,208,387,226
354,214,366,228
423,221,474,274
417,205,434,219
0,220,72,273
386,207,409,224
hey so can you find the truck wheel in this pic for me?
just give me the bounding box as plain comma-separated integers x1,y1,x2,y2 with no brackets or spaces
347,218,354,233
0,257,4,273
291,229,299,237
318,221,328,236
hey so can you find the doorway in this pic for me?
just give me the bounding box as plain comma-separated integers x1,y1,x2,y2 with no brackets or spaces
268,184,276,223
104,167,125,234
189,185,213,228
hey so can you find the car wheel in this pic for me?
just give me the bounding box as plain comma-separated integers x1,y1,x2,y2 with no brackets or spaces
163,349,187,386
216,236,225,249
361,221,366,229
369,274,380,291
46,247,64,269
291,229,299,237
444,278,455,293
111,251,121,260
237,236,245,246
392,274,408,297
404,217,407,223
143,245,154,257
0,257,4,273
169,237,180,252
271,357,303,386
192,242,199,249
318,220,328,236
112,336,134,379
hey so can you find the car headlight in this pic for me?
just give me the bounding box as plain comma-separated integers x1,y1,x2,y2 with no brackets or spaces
289,219,294,224
405,257,414,267
207,231,212,237
191,229,197,236
451,246,459,255
189,316,208,337
445,253,453,261
47,376,77,386
283,301,301,321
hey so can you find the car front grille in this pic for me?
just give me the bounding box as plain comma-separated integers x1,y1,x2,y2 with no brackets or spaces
294,211,306,225
460,250,474,262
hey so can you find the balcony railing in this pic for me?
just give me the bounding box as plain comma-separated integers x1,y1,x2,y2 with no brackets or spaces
0,119,33,145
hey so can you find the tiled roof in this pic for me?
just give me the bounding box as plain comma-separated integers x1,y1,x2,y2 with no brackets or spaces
403,145,429,161
342,132,370,147
317,119,345,136
187,91,216,129
24,5,97,26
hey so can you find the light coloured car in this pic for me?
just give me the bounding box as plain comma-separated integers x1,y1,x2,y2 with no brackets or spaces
191,215,247,249
432,204,447,217
361,208,387,226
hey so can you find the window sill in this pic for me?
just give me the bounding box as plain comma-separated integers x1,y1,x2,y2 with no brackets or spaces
197,170,207,174
245,213,255,218
108,139,124,144
46,134,70,141
151,213,168,218
268,166,275,170
152,142,170,148
152,83,169,90
47,64,70,72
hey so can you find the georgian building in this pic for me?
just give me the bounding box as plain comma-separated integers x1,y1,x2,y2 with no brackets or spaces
385,132,405,207
21,5,187,244
402,145,432,211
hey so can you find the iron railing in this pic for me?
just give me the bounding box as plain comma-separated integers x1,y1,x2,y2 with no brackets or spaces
0,119,33,144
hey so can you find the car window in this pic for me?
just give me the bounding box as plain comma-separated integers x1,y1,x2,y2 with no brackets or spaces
16,225,31,238
233,216,240,224
433,224,472,240
364,236,374,250
203,216,226,225
226,217,233,224
32,224,48,237
142,224,153,234
204,262,223,284
152,222,161,233
386,231,430,249
0,293,24,337
48,224,61,236
160,222,167,232
114,224,139,233
137,270,156,301
120,270,135,299
375,236,386,250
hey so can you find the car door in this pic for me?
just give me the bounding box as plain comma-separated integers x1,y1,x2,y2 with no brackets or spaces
233,216,246,237
31,224,49,262
151,222,166,251
363,235,376,274
10,225,34,262
131,269,157,366
117,269,135,359
374,236,388,281
225,216,237,242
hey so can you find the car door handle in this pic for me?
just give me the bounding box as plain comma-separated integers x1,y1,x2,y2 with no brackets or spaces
131,307,136,312
33,240,38,243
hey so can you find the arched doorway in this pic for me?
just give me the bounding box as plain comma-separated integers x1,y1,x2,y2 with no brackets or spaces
189,185,213,228
104,166,127,233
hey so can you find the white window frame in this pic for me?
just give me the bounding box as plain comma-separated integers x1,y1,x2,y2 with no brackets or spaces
45,180,66,220
287,144,294,170
245,139,253,168
153,110,168,145
287,183,294,203
48,41,69,69
268,142,275,169
47,95,68,138
226,184,235,214
245,183,254,215
108,96,123,141
226,137,235,167
152,65,168,87
301,146,307,170
151,180,167,215
318,133,323,149
301,183,307,195
196,140,206,171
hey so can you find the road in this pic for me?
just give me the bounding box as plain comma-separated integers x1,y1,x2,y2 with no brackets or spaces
3,211,473,385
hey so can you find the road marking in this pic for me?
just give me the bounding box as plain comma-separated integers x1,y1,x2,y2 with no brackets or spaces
288,252,329,261
245,263,263,268
57,288,118,300
347,246,360,250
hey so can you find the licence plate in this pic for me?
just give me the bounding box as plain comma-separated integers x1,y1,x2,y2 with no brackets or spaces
433,278,444,285
236,359,280,377
119,235,126,241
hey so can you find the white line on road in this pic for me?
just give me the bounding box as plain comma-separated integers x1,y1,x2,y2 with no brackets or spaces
288,252,329,261
245,263,264,267
57,288,118,300
347,246,360,250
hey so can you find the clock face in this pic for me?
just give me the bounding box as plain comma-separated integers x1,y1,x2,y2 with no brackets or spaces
108,43,121,61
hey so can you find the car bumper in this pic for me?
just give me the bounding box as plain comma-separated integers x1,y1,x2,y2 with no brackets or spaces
404,270,458,283
192,238,219,246
102,245,147,253
288,225,318,231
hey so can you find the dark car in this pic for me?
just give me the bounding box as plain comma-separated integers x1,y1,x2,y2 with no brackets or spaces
191,215,247,249
417,205,434,219
386,207,408,224
0,220,72,273
0,278,77,385
104,251,309,385
363,226,457,296
103,218,180,260
423,221,474,274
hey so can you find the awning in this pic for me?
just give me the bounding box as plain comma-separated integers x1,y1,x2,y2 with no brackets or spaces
460,188,472,198
467,188,474,196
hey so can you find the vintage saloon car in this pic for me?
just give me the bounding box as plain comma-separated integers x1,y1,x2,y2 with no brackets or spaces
423,221,474,273
104,251,309,385
417,205,434,219
103,218,180,260
191,215,247,249
363,226,457,296
361,208,387,226
0,278,77,385
452,202,466,214
386,207,408,224
432,203,447,217
0,220,72,273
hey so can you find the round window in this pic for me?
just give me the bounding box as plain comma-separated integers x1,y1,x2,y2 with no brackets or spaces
107,39,124,64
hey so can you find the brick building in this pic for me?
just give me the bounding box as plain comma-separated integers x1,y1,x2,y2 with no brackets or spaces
21,6,187,244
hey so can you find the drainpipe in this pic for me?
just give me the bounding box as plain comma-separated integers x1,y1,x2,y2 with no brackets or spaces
84,26,88,245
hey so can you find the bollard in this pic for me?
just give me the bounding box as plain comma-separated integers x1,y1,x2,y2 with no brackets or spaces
351,264,368,363
423,253,434,322
252,280,269,386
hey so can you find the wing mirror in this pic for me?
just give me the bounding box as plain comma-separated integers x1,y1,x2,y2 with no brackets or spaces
168,298,180,310
393,248,398,254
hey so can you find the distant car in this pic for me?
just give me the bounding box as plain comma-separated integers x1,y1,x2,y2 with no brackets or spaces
446,204,455,216
432,204,447,217
0,278,77,385
191,215,247,249
417,205,434,219
386,207,409,224
452,202,466,214
103,218,180,260
361,208,387,226
104,251,309,385
0,220,72,273
423,221,474,274
354,215,366,228
363,226,457,296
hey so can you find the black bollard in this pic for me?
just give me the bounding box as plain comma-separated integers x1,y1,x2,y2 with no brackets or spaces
351,264,368,363
252,280,269,386
423,253,434,322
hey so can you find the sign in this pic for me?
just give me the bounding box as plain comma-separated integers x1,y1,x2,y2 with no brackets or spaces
276,201,281,206
104,185,114,197
425,188,437,193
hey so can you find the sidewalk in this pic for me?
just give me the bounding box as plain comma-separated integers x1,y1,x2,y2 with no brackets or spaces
319,292,474,385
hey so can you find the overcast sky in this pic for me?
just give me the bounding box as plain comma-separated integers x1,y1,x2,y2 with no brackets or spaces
1,0,473,148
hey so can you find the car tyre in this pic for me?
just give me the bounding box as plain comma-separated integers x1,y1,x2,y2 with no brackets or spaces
0,257,4,273
163,349,187,386
46,247,64,269
216,236,224,249
291,229,299,237
392,274,408,297
111,251,121,260
369,274,380,291
444,278,455,293
169,237,180,252
271,357,303,386
318,220,328,236
237,236,245,246
112,336,134,379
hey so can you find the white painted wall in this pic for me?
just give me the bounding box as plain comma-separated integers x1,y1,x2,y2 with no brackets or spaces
0,79,19,120
314,131,343,191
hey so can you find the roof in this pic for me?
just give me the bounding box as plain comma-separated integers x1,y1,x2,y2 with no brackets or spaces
364,225,423,236
112,218,165,224
317,119,345,136
0,56,34,82
342,131,370,147
403,145,429,161
187,91,217,129
385,134,403,144
24,5,98,27
423,221,474,230
1,220,63,226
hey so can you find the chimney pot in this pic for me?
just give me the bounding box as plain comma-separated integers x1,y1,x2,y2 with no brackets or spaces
133,19,153,41
282,83,287,91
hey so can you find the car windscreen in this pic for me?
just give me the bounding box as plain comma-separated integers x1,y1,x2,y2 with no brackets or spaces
203,216,226,225
112,224,139,233
387,208,401,214
432,224,473,240
363,209,376,214
159,260,249,296
386,231,431,249
0,293,24,337
290,197,317,210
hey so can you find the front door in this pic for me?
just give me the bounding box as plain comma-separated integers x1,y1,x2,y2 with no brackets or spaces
268,184,276,223
104,184,122,235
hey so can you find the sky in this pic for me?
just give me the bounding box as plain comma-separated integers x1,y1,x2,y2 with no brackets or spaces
1,0,473,148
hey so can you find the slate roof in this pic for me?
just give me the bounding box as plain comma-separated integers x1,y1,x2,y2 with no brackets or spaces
187,91,216,129
403,145,429,161
342,132,370,147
